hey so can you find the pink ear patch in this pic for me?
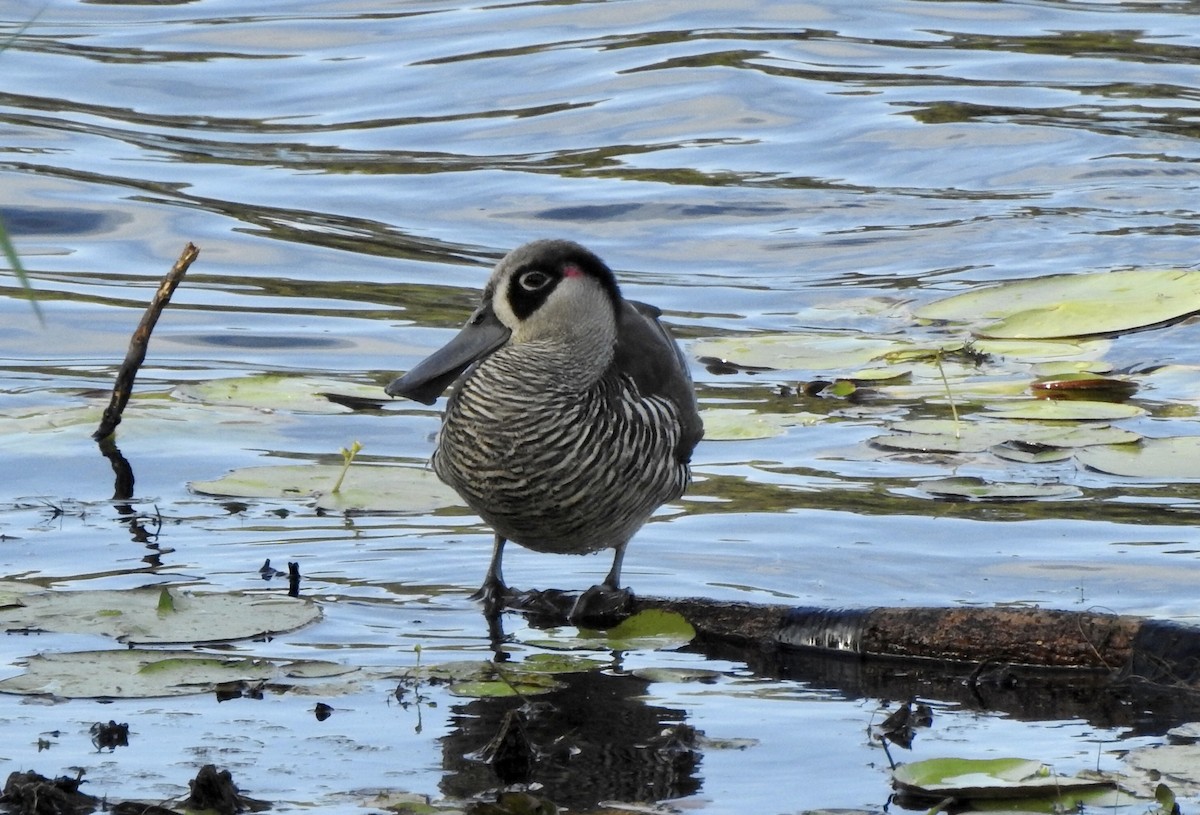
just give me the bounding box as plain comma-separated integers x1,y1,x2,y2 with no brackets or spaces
563,263,584,278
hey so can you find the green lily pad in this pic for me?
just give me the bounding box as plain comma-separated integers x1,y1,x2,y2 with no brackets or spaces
892,756,1114,798
990,443,1075,464
582,609,696,651
983,399,1146,421
874,419,1139,454
919,476,1079,501
692,333,907,372
846,367,911,383
0,585,321,645
1075,437,1200,479
0,649,355,698
174,374,385,414
190,464,463,512
527,609,696,652
915,269,1200,339
701,408,822,440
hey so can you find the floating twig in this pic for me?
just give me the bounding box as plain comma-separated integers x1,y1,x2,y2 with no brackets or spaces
92,243,198,441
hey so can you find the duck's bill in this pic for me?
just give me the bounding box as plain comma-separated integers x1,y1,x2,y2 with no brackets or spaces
385,305,510,405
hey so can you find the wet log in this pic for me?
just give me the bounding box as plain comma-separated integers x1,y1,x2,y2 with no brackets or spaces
509,592,1200,687
93,242,198,442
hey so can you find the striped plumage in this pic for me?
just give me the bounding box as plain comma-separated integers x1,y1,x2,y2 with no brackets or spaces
386,240,703,608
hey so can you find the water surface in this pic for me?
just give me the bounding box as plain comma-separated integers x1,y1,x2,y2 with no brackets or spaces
3,0,1200,811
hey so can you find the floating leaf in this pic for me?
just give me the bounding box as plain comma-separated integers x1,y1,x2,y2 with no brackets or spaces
190,464,462,513
847,367,911,383
919,476,1079,501
915,269,1200,339
874,418,1139,454
691,333,907,372
175,374,385,414
892,756,1114,799
990,443,1074,464
0,649,355,698
0,585,321,644
983,400,1146,421
1076,437,1200,479
700,408,821,440
581,609,696,651
1126,743,1200,789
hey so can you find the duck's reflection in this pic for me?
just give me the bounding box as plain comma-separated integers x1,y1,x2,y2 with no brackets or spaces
439,668,701,809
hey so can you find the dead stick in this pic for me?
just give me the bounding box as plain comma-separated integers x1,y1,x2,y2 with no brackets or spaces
92,243,199,441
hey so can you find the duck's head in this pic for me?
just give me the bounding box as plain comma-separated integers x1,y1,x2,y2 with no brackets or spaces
386,240,622,404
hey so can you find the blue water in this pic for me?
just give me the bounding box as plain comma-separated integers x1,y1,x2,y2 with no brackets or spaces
2,0,1200,811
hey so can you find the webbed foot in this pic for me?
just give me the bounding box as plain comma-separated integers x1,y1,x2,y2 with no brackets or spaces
568,583,633,628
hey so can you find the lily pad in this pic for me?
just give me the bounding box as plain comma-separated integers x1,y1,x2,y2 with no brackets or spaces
874,419,1140,454
919,476,1079,501
0,648,355,698
582,609,696,651
915,269,1200,339
527,609,696,652
0,585,321,644
691,333,907,372
1075,437,1200,479
190,464,463,513
1126,743,1200,790
892,756,1114,799
701,408,822,440
174,374,386,414
983,399,1146,421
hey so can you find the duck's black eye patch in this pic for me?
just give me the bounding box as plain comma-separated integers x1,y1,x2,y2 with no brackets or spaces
507,266,561,320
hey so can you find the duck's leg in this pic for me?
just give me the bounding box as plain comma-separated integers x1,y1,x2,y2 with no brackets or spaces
602,540,628,589
470,534,511,606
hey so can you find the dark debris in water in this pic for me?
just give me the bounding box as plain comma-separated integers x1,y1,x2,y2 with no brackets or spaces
0,765,271,815
1,769,94,815
89,721,129,752
186,765,270,815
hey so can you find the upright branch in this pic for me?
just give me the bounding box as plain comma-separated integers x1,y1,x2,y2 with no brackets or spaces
92,243,199,442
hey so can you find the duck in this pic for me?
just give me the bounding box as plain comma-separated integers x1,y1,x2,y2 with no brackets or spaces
386,239,703,616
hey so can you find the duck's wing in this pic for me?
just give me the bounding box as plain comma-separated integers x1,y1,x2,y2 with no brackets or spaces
613,299,704,463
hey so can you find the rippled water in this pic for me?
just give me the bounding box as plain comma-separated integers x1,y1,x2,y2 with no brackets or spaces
3,0,1200,812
